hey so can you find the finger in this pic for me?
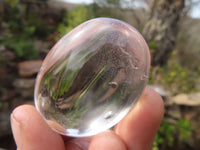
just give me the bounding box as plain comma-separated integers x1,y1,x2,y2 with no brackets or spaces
11,105,65,150
114,86,164,150
89,130,127,150
65,137,91,150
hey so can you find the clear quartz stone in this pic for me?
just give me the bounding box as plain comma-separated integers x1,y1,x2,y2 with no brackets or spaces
34,18,150,137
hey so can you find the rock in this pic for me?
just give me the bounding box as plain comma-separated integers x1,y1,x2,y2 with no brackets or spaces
13,79,35,99
34,40,51,54
18,60,42,77
25,100,34,106
197,78,200,91
1,90,16,101
165,117,177,125
0,45,15,61
164,92,200,150
14,88,34,99
11,99,27,109
166,105,182,119
11,99,34,110
188,127,200,150
0,111,11,138
13,78,35,89
0,46,6,52
1,22,9,29
148,84,169,100
0,67,6,76
1,50,15,61
195,128,200,142
170,93,200,106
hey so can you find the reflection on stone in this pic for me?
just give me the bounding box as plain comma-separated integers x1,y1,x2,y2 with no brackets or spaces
47,120,67,134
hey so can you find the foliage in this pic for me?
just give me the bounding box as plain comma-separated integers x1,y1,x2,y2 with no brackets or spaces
56,0,128,40
55,0,127,40
152,119,193,150
176,119,193,142
56,6,92,40
149,42,157,50
152,119,175,149
197,68,200,75
2,36,38,60
89,0,125,19
1,0,55,60
149,61,198,94
162,62,197,93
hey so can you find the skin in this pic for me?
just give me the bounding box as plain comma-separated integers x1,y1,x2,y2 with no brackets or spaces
10,87,164,150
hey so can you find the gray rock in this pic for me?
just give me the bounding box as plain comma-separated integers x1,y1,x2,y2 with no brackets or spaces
166,105,182,119
148,84,169,100
13,78,35,89
13,79,35,99
34,40,51,54
170,93,200,106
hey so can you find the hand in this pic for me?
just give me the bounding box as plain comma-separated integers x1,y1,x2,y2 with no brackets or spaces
11,87,164,150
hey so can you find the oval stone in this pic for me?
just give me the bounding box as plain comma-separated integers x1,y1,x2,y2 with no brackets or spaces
34,18,150,137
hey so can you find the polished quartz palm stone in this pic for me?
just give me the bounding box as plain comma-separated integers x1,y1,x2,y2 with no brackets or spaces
34,18,150,137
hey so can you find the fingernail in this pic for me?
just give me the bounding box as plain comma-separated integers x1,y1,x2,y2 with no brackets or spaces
70,139,90,150
10,108,27,149
12,107,29,125
74,141,89,150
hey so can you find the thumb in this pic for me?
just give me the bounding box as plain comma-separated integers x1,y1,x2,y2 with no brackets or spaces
10,105,65,150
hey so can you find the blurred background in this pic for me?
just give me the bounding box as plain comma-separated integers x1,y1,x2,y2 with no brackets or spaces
0,0,200,149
